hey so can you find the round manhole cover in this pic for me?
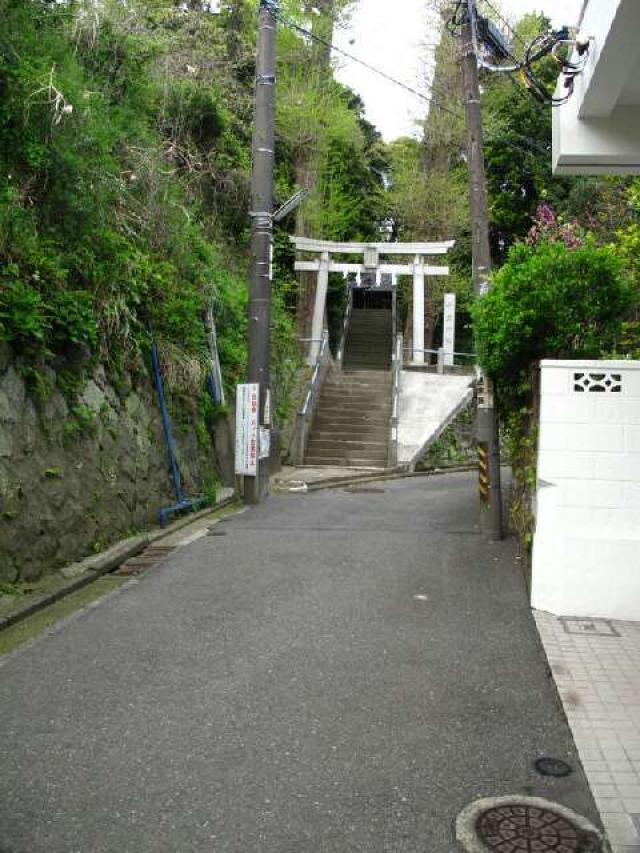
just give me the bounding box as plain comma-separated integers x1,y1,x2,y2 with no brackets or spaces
457,797,602,853
535,757,573,778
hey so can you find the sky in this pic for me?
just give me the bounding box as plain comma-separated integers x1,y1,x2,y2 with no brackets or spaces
334,0,584,141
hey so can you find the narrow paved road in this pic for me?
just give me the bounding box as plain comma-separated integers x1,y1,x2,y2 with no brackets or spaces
0,473,599,852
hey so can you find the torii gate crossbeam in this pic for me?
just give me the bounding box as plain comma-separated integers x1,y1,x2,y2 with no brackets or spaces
290,237,455,364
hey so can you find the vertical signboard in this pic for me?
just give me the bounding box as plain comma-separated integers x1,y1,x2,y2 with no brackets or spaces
235,383,259,476
443,293,456,367
259,427,271,460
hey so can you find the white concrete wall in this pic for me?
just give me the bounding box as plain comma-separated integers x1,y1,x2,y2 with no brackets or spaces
532,359,640,620
553,0,640,174
397,371,473,467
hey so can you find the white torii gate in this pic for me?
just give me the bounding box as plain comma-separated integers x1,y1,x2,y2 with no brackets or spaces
290,237,455,364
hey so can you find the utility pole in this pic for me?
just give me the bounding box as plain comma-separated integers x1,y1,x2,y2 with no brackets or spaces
245,0,276,504
461,0,503,539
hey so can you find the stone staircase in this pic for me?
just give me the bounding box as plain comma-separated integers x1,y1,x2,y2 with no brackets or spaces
344,307,392,370
304,309,392,468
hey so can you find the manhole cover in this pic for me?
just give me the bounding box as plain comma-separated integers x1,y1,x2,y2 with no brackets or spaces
457,797,602,853
344,486,386,494
535,757,573,778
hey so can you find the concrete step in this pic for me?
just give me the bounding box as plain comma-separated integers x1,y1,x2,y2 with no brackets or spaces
345,353,391,360
308,436,389,449
344,355,391,363
340,370,391,378
316,396,390,408
313,411,391,429
346,336,391,343
306,440,388,455
340,369,391,377
318,390,391,408
343,363,391,371
344,350,391,356
304,454,388,467
317,405,391,418
310,426,390,439
323,383,391,394
322,380,391,392
318,388,391,401
347,342,390,349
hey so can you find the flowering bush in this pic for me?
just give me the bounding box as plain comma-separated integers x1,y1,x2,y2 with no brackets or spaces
525,203,583,249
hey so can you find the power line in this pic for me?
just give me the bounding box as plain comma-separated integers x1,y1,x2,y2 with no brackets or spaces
270,3,551,162
270,4,465,125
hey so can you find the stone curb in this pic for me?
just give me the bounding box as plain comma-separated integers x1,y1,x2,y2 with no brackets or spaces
292,463,477,492
0,495,238,634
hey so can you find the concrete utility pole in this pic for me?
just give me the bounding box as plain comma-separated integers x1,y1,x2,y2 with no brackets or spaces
461,0,503,539
245,0,276,504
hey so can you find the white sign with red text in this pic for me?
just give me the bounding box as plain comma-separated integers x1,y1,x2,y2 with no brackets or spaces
235,383,259,476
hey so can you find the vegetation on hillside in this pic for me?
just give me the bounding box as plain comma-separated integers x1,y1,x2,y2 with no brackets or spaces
4,0,640,557
0,0,387,426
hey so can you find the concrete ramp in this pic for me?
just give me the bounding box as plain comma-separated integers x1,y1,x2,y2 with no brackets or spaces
397,371,474,468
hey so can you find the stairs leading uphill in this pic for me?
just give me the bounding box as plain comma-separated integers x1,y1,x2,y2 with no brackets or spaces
304,308,393,468
344,308,392,370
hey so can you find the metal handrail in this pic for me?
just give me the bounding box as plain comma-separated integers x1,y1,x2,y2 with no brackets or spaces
288,329,331,465
300,331,328,417
388,332,403,467
336,287,353,367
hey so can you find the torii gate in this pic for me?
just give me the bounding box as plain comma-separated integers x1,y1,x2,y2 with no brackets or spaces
290,237,455,364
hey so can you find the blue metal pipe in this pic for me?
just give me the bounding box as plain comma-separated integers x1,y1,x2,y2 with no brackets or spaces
150,338,206,527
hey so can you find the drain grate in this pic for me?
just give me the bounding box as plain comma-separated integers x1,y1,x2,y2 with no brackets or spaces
457,797,602,853
534,757,572,778
114,545,175,576
344,486,386,494
207,528,227,537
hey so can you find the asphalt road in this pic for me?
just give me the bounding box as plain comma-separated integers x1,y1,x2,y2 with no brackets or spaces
0,472,599,853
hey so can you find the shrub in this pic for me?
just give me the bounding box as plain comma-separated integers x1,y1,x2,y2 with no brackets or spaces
473,238,632,405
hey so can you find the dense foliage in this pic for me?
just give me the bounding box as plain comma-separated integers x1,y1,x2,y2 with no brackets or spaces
0,0,388,427
473,237,631,404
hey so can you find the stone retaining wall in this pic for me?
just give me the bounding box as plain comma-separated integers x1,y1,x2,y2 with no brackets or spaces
0,346,233,581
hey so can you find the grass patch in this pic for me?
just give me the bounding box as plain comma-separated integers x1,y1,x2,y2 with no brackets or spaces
0,576,127,657
0,572,88,619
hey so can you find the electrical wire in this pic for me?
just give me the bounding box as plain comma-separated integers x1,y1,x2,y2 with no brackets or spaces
268,3,465,124
447,0,587,106
269,3,552,163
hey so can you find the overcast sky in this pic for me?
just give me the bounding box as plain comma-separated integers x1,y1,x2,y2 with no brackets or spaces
334,0,584,140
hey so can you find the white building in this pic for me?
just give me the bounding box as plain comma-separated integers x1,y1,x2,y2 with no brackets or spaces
552,0,640,175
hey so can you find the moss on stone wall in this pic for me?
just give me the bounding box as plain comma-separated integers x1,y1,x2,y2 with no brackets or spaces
0,347,230,582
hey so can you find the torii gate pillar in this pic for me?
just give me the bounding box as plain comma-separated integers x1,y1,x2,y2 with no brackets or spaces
310,251,329,363
412,255,425,364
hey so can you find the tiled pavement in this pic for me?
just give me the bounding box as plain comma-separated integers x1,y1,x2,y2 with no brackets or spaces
535,611,640,853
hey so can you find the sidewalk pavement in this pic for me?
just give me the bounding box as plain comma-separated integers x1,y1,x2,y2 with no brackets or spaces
0,472,601,852
536,611,640,853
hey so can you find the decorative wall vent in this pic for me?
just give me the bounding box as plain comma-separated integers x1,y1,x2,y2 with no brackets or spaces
573,372,622,393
